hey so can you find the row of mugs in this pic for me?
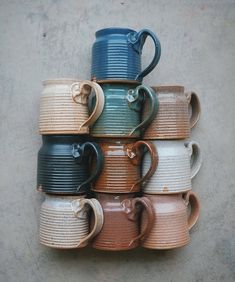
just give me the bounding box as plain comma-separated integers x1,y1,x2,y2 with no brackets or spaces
37,136,202,194
39,192,199,250
39,80,200,139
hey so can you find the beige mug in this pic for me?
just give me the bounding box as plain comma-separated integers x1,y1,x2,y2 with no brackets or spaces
39,78,104,134
39,195,104,249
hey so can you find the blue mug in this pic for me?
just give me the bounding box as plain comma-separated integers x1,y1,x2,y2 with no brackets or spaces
91,27,161,82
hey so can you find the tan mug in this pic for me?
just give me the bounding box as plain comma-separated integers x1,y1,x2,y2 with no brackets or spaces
143,86,201,139
91,193,154,251
141,192,200,249
39,78,104,134
39,195,103,249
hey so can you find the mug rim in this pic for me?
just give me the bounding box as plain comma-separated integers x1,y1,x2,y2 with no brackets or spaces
151,85,185,93
95,27,135,37
43,78,81,85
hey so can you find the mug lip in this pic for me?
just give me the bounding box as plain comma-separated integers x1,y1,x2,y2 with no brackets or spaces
93,79,141,85
45,194,86,200
42,134,87,142
95,27,135,37
96,138,138,144
43,78,81,85
151,85,185,93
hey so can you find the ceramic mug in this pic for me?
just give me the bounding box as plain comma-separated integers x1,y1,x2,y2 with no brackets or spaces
90,83,158,138
92,139,158,193
142,140,202,194
91,193,154,251
39,78,104,134
141,192,200,249
91,27,161,82
143,86,201,139
39,195,103,249
37,135,103,194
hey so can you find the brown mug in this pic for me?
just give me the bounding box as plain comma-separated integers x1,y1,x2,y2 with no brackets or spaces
91,193,154,251
143,86,201,139
141,192,200,249
92,139,158,193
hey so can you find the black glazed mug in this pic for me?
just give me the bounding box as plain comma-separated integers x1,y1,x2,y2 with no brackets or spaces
37,135,103,194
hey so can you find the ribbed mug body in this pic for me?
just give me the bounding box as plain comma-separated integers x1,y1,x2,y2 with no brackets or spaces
39,195,89,249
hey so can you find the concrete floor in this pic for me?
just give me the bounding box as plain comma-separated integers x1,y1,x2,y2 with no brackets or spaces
0,1,234,281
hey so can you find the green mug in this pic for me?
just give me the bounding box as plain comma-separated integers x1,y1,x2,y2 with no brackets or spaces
90,83,158,138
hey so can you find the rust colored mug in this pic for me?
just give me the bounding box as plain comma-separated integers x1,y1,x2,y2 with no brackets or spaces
91,193,154,251
141,192,200,249
143,86,201,139
39,78,104,134
92,139,158,193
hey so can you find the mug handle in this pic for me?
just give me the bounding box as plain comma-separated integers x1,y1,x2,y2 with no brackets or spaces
186,92,201,128
185,141,202,179
127,85,158,136
127,29,161,81
72,198,104,247
72,142,104,193
123,197,154,246
70,80,104,129
183,191,200,230
127,140,158,191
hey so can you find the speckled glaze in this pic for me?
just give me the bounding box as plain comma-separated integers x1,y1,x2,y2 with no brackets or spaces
90,83,158,138
143,86,201,139
39,195,104,249
91,193,154,251
91,27,161,82
37,135,103,194
92,139,158,193
39,79,104,135
141,192,200,249
142,140,202,194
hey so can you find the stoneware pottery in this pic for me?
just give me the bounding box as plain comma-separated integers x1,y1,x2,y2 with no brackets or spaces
142,140,202,194
143,86,201,139
37,135,103,194
90,83,158,138
91,27,161,82
91,193,154,251
141,192,200,249
92,139,158,193
39,195,103,249
39,78,104,134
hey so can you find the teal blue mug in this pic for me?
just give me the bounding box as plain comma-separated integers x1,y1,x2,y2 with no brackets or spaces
90,83,158,138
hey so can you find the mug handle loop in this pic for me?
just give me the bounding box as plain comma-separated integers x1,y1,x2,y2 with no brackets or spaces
72,142,104,193
72,198,104,247
127,85,158,136
70,81,104,129
183,191,200,230
128,197,154,246
186,92,201,128
185,141,202,179
127,140,158,191
128,29,161,81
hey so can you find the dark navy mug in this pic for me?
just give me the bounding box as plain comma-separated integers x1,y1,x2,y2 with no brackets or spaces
91,27,161,82
37,136,103,194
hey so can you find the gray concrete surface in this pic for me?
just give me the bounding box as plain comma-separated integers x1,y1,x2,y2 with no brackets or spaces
0,1,234,281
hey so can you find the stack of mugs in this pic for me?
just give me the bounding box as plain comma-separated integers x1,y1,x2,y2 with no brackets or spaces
37,27,202,251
